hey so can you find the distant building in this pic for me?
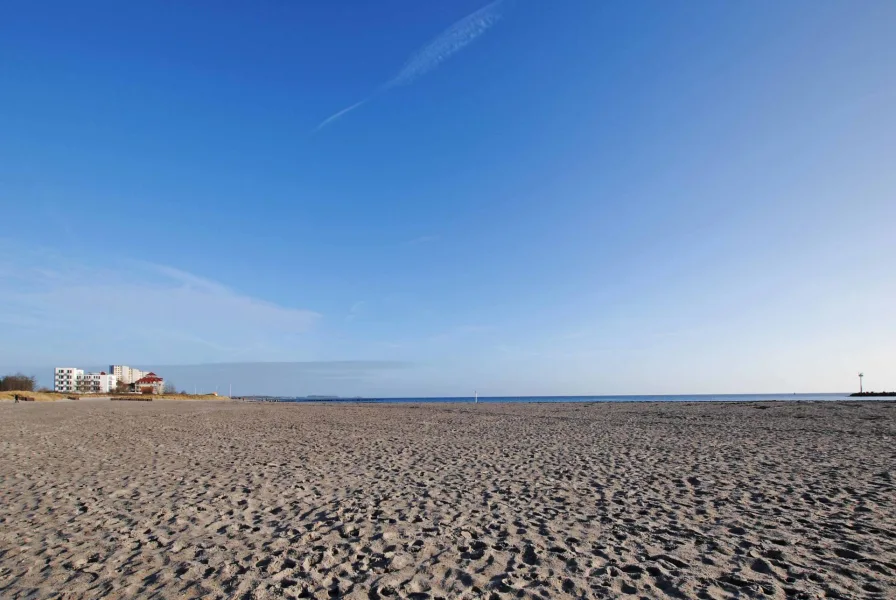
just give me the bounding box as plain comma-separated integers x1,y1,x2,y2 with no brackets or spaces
133,372,165,394
78,372,118,393
110,365,147,385
54,367,84,392
54,368,117,393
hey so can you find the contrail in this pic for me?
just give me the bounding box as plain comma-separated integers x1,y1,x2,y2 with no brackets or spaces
313,98,370,133
315,0,506,132
386,0,505,89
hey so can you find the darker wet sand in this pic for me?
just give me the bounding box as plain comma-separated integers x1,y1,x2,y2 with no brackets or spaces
0,400,894,599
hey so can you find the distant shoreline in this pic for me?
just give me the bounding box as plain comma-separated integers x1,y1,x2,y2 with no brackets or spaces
238,392,856,405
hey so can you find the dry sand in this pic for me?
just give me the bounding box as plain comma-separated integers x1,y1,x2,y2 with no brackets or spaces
0,400,893,599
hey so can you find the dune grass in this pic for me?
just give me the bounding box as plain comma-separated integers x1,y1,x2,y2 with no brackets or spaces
0,391,231,402
0,391,69,402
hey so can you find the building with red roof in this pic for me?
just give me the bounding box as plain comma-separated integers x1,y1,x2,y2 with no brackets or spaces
133,372,165,394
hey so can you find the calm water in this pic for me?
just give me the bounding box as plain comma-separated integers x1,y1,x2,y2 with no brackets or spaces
259,393,851,404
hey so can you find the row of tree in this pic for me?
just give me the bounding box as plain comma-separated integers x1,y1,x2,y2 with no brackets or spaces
0,373,37,392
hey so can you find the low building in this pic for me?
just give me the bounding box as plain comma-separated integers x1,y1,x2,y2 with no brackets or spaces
110,365,146,385
54,367,84,393
77,372,118,393
133,372,165,394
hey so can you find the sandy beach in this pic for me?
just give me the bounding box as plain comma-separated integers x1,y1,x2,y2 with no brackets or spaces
0,400,893,599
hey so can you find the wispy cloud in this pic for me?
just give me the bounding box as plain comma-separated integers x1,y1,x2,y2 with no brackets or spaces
559,329,590,340
406,235,441,246
427,324,494,343
345,300,366,322
136,361,411,397
388,0,505,88
0,242,321,364
313,99,371,133
315,0,507,131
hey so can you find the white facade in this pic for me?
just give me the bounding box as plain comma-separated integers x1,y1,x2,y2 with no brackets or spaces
110,365,146,385
54,368,117,393
54,367,84,392
133,373,165,394
79,372,118,393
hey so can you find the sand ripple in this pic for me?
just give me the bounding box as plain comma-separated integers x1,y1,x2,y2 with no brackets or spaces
0,400,894,599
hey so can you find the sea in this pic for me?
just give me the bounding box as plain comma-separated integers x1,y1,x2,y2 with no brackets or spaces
249,393,852,404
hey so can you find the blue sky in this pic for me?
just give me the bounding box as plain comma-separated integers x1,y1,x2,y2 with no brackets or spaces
2,1,894,396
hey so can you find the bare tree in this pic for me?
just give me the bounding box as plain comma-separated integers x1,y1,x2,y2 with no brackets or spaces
163,381,177,394
0,373,37,392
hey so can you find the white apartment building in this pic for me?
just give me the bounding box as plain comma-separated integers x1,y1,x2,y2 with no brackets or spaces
54,368,118,393
54,367,84,392
78,372,118,393
110,365,146,385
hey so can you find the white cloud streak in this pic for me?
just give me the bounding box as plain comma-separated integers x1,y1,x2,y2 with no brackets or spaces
313,98,370,133
315,0,506,131
387,0,504,89
0,244,321,364
406,235,440,245
345,300,366,322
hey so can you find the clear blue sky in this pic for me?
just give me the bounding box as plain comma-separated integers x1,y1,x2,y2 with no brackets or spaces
2,1,894,396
